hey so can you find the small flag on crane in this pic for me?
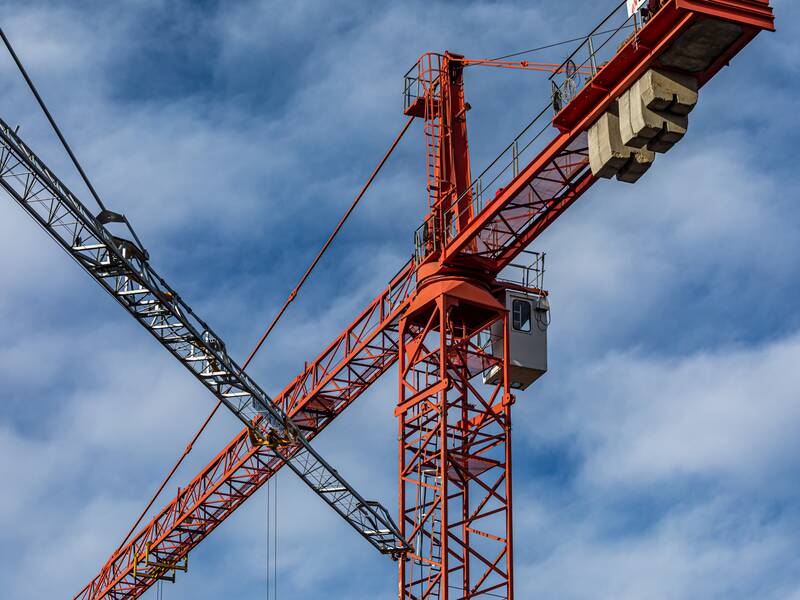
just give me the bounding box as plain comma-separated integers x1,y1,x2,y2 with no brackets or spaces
627,0,647,17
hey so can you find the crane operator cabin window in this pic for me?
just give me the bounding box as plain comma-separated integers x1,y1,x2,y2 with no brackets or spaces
512,298,532,333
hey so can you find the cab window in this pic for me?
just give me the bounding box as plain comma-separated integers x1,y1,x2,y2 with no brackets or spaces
512,299,531,332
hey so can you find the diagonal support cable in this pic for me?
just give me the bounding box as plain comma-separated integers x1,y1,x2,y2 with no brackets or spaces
112,114,413,555
0,116,410,558
0,26,107,212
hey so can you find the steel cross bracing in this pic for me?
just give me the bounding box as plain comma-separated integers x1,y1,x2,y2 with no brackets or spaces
0,117,409,561
59,0,773,597
412,102,591,270
398,303,514,599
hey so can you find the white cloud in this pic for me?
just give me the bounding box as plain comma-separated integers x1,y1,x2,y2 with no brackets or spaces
551,331,800,487
518,493,800,600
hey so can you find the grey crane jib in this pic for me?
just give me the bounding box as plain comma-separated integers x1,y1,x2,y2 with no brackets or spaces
0,117,408,558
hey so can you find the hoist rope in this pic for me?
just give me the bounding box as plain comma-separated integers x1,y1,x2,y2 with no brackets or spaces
112,115,414,556
470,24,635,64
264,471,279,599
272,475,278,600
0,27,108,212
266,478,270,600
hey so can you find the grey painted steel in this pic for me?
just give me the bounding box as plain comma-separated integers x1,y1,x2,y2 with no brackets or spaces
485,290,549,390
0,117,409,558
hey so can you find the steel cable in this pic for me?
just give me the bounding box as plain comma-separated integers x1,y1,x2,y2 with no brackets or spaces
0,26,108,212
110,115,414,558
466,23,636,65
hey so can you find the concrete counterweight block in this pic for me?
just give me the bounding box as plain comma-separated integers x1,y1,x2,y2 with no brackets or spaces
618,85,650,148
589,109,628,179
617,150,656,184
630,90,689,152
639,69,698,116
620,69,697,154
588,103,655,184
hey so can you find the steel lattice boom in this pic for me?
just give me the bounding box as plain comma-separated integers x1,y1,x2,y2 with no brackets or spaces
73,1,774,597
0,116,409,569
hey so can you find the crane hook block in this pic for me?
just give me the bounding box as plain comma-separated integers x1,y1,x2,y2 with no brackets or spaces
248,426,296,449
132,542,188,582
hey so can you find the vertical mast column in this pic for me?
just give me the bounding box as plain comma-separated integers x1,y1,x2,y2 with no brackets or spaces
397,282,514,599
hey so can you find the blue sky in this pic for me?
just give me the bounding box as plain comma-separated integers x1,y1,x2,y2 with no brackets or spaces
0,1,797,598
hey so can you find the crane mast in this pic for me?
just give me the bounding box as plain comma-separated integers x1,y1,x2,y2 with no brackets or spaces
398,50,522,599
0,0,773,598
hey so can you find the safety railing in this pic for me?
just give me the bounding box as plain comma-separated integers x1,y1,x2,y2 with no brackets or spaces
403,53,443,115
497,250,546,292
413,100,555,264
403,63,423,114
550,1,641,111
413,1,649,265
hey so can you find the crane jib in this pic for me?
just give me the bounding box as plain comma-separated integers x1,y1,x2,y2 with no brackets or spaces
0,118,409,561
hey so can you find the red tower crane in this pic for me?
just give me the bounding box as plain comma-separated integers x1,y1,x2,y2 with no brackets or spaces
0,0,775,598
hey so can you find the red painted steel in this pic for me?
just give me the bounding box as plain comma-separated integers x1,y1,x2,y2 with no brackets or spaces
77,1,774,597
397,284,514,599
463,58,595,76
396,48,519,598
76,264,416,599
675,0,774,30
442,0,774,272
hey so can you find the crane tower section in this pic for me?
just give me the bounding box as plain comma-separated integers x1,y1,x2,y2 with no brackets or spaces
399,49,551,599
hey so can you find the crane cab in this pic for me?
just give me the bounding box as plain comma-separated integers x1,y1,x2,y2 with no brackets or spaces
484,290,549,391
